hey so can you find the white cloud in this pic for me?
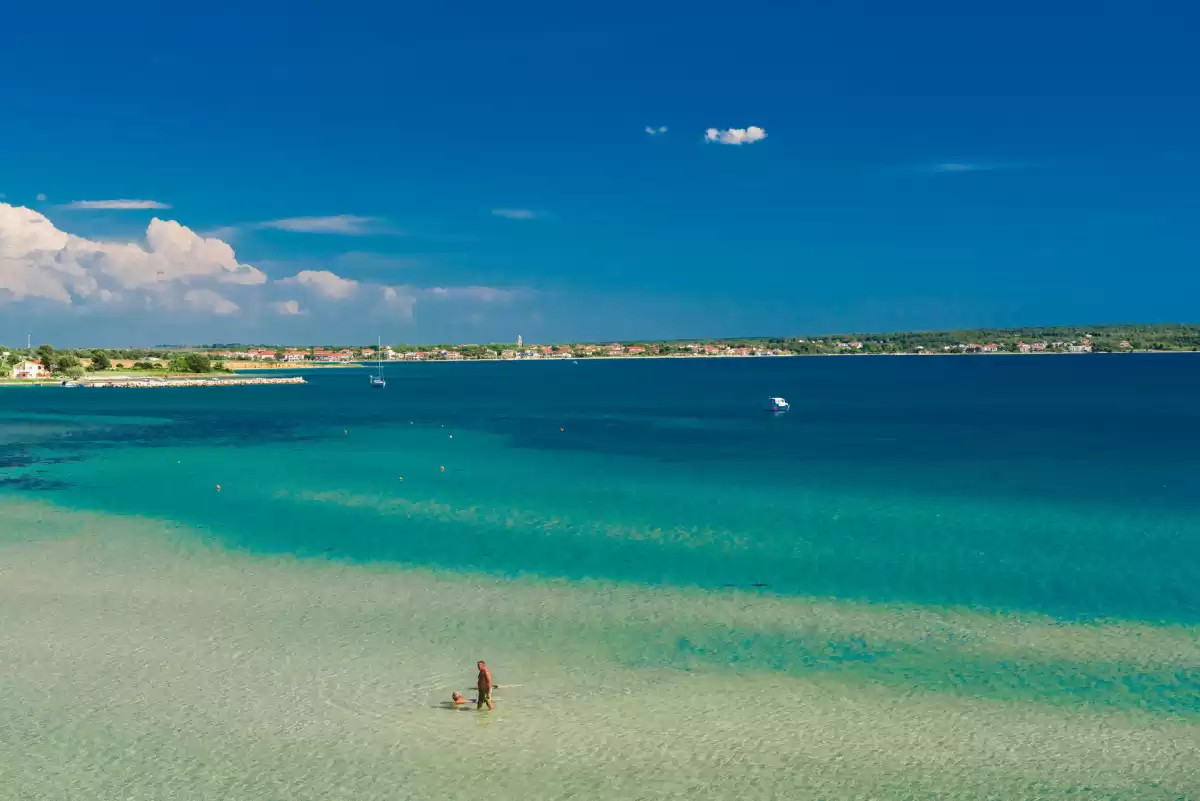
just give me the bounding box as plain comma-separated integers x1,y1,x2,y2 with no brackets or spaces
0,203,528,335
645,125,668,136
426,285,516,302
183,288,239,315
491,208,540,220
927,162,1023,173
261,215,377,234
0,203,266,307
66,199,172,210
704,126,767,145
381,285,416,322
271,299,305,316
35,193,47,201
281,269,359,299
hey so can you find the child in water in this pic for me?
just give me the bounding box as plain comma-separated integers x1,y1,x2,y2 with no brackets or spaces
451,692,472,705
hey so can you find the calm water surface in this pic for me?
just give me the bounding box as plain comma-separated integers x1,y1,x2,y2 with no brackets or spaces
4,355,1198,620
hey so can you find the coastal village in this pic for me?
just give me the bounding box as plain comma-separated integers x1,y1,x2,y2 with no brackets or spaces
5,324,1196,382
203,335,1109,364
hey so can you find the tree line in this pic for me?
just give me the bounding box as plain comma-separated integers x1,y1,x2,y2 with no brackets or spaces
3,345,227,377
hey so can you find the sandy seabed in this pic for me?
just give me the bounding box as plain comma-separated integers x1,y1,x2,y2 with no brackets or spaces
1,499,1197,801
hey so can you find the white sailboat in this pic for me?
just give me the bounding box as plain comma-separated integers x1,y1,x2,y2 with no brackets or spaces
369,336,386,388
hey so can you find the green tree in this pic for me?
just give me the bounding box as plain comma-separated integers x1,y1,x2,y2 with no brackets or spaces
274,350,286,361
64,365,86,380
184,353,212,373
91,350,112,370
36,344,54,367
53,354,80,375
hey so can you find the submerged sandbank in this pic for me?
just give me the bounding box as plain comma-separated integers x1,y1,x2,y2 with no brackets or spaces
1,498,1197,800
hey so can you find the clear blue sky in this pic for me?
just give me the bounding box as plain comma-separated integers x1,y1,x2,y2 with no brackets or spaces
1,0,1197,345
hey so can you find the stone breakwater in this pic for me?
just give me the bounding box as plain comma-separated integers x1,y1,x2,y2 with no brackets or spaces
83,376,307,388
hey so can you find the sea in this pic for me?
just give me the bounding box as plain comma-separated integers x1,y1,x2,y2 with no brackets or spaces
1,355,1198,800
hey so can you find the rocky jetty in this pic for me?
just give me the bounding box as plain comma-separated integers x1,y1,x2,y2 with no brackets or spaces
83,376,307,388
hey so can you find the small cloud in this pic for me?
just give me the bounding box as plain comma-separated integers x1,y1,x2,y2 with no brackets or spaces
36,193,47,201
491,208,541,220
426,285,516,303
644,125,668,136
183,288,239,315
333,251,420,272
201,225,240,241
66,199,172,210
280,269,359,300
260,215,378,234
270,299,305,316
926,162,1025,174
704,126,767,146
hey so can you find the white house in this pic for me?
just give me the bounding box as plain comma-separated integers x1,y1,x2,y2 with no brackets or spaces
11,360,49,379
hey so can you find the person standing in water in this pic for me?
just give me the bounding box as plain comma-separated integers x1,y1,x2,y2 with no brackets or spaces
476,660,494,711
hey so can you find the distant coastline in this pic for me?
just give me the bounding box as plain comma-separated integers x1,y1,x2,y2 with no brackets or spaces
4,323,1198,381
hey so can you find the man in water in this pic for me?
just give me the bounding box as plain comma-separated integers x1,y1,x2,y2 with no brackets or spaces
476,660,494,711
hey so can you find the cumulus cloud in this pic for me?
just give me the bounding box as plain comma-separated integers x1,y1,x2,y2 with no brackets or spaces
491,208,540,220
645,125,668,136
0,203,528,337
0,203,266,307
704,126,767,145
183,288,239,315
66,199,172,210
281,269,359,299
271,299,305,316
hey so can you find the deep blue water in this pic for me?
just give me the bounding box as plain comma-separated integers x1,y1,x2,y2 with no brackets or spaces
3,354,1199,621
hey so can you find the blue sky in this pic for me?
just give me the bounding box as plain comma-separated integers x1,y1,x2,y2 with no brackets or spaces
1,0,1197,345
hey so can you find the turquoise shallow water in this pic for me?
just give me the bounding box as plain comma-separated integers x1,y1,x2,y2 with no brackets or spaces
2,356,1199,799
4,355,1199,620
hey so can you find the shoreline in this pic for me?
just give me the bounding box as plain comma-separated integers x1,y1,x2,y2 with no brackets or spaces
79,376,307,388
3,350,1195,388
362,349,1200,364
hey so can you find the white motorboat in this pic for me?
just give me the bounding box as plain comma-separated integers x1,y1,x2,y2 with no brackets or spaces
768,397,789,412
